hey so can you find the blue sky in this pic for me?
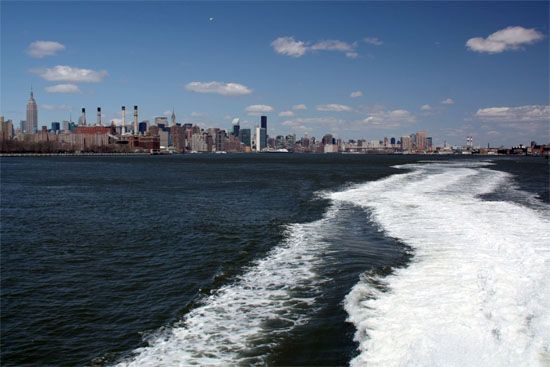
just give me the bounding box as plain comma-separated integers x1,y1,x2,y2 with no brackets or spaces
1,1,548,146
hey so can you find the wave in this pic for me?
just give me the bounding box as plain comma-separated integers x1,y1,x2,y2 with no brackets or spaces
331,161,550,367
113,207,337,366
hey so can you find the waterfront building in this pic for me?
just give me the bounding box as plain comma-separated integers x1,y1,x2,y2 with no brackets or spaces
26,89,38,133
1,117,14,141
232,118,240,137
401,135,412,151
138,121,148,134
260,115,268,148
239,128,251,147
254,126,266,152
416,131,427,151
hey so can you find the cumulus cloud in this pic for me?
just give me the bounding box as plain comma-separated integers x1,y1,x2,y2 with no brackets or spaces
44,84,81,93
278,110,294,117
350,90,363,98
311,39,355,52
292,104,307,110
316,104,353,112
245,104,274,115
420,104,432,111
272,36,358,58
466,26,544,54
32,65,108,82
362,108,415,127
271,37,307,57
185,81,252,96
41,104,72,111
27,40,65,58
364,37,383,46
441,98,455,105
475,105,549,122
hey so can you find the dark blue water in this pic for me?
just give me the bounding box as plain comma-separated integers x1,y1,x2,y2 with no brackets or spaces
1,155,548,366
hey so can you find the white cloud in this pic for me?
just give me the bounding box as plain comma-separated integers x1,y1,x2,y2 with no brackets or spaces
292,104,307,110
466,26,544,54
420,104,432,111
441,98,455,105
316,104,353,112
185,81,252,96
475,105,550,122
41,104,72,111
27,40,65,58
311,39,355,52
362,108,415,127
245,104,274,115
190,111,203,117
272,37,358,58
364,37,383,46
44,84,80,93
271,36,307,57
32,65,108,82
278,110,294,117
350,90,363,98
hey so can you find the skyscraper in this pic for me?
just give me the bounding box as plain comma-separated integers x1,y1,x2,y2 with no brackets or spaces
260,116,267,148
171,108,176,126
26,89,38,133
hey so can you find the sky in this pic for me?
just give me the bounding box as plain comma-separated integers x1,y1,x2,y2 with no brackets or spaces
1,1,549,146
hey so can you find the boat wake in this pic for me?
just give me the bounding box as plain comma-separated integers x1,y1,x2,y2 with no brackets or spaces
331,161,550,367
114,207,337,366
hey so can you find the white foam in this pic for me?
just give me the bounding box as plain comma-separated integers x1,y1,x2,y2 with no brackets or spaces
114,207,336,366
332,161,550,367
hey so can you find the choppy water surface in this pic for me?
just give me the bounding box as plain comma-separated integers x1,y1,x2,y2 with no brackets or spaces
1,155,548,366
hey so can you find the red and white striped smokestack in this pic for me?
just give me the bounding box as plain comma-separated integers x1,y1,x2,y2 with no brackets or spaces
121,106,126,134
133,106,138,135
97,107,102,126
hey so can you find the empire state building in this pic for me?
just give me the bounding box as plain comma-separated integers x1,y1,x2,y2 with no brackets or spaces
26,89,38,133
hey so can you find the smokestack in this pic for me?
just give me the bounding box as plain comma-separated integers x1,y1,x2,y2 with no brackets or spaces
121,106,126,134
81,108,87,126
97,107,102,126
133,105,138,135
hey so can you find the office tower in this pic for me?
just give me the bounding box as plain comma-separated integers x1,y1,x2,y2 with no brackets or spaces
261,115,267,129
26,89,38,133
171,109,176,127
239,128,251,147
426,137,433,151
51,122,61,132
260,115,267,148
255,126,266,152
138,121,148,134
232,118,240,137
390,137,396,146
134,106,139,134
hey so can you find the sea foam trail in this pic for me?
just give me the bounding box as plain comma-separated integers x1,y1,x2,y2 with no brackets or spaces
331,161,550,367
114,207,336,366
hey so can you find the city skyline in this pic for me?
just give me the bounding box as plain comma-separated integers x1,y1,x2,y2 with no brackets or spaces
1,1,549,146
